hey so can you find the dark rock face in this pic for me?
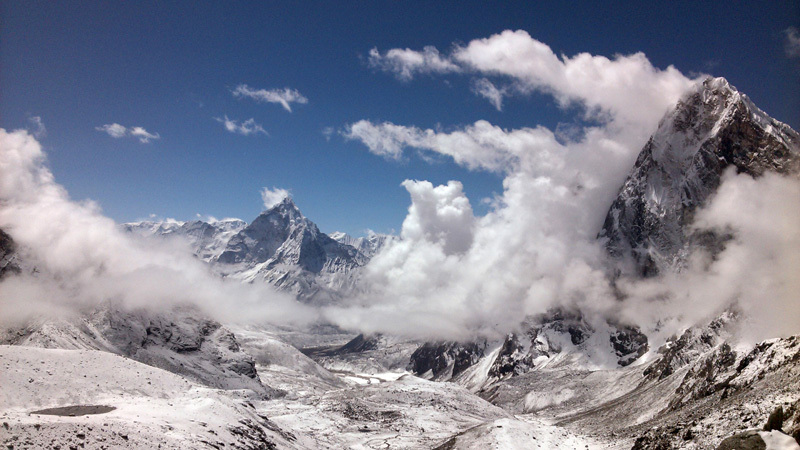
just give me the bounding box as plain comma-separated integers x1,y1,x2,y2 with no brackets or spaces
484,310,651,380
764,406,785,432
301,333,381,358
408,341,486,380
600,77,800,277
487,333,533,379
0,228,21,279
715,431,766,450
610,325,649,367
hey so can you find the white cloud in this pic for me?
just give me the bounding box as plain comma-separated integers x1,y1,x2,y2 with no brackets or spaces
368,30,698,127
27,116,46,139
333,32,799,343
452,30,699,126
231,84,308,112
95,123,160,143
399,180,475,255
96,123,127,138
215,116,267,136
260,187,290,210
129,126,160,143
784,27,800,58
0,128,313,327
471,78,506,111
368,46,461,81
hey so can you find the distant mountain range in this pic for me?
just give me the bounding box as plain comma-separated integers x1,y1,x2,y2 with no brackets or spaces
125,197,392,304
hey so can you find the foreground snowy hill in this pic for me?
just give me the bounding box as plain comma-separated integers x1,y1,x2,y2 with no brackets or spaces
0,345,301,449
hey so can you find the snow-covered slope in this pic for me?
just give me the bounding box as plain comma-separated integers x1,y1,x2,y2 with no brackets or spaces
0,303,274,397
0,345,301,449
600,77,800,276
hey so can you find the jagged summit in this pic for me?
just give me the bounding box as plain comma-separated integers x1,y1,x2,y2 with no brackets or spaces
329,230,393,258
600,76,800,276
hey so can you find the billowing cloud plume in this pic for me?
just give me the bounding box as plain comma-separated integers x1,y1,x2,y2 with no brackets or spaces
216,116,268,136
785,27,800,59
333,31,798,344
368,46,461,81
96,123,160,143
260,187,290,210
232,84,308,112
0,128,314,327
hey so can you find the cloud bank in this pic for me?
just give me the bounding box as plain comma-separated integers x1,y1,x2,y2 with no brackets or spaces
330,31,799,344
0,128,314,327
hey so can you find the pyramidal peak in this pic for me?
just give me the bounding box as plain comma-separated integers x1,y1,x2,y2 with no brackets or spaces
600,76,800,276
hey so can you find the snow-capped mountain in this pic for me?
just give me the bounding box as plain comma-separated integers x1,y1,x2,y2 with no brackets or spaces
124,198,374,303
329,231,393,259
214,197,367,304
125,217,247,262
600,77,800,276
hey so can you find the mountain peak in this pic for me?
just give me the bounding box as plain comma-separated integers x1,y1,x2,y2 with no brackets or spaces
601,79,799,276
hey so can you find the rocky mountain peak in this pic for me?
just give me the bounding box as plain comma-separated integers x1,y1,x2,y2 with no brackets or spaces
600,77,800,276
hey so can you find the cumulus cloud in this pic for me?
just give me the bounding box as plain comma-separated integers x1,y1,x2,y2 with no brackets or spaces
0,128,314,327
215,116,268,136
96,123,160,143
784,27,800,58
231,84,308,112
260,187,290,209
368,46,461,81
333,31,798,344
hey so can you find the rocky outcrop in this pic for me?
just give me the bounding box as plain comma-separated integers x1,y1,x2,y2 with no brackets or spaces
408,341,486,380
0,228,20,279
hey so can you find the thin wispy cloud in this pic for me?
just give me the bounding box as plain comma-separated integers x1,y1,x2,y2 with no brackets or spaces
368,46,461,81
95,123,160,143
471,78,507,111
27,116,46,139
215,116,267,136
784,27,800,58
231,84,308,112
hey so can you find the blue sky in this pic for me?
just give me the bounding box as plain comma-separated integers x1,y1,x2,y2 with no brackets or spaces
2,1,798,236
